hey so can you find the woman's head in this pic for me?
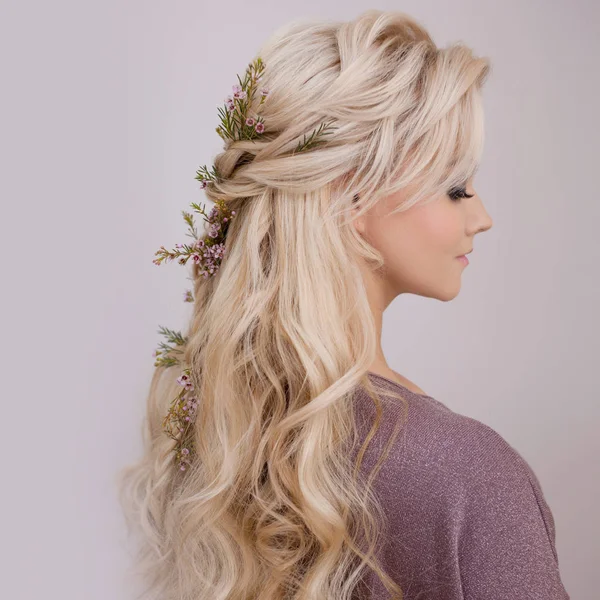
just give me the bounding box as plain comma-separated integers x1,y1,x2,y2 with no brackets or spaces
204,9,491,305
119,10,493,600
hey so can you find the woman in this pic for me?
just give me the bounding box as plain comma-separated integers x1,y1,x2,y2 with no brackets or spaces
118,9,570,599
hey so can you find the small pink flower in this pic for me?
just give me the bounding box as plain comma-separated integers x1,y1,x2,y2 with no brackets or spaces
245,117,255,126
232,85,247,100
199,180,207,189
260,88,269,97
255,122,265,133
182,448,190,455
177,373,194,391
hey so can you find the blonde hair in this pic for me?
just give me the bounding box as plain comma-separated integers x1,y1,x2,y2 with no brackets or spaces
118,9,490,600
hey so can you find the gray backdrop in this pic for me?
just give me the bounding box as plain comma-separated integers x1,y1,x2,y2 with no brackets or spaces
2,0,597,598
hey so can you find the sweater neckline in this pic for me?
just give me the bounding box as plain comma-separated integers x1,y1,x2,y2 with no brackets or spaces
366,371,433,399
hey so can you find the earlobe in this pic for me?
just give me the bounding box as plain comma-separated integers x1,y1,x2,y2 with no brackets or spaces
352,211,366,235
351,194,366,234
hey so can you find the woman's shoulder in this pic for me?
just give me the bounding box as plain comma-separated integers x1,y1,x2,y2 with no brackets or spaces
369,399,568,597
358,372,525,467
383,383,544,496
355,375,552,517
355,380,568,596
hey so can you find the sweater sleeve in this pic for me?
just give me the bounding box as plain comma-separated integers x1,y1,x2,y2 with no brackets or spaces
456,424,570,599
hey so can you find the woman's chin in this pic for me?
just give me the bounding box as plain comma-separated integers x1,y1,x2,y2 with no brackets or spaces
435,279,462,302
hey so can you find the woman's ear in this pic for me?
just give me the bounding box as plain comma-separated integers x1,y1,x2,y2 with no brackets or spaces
351,194,366,235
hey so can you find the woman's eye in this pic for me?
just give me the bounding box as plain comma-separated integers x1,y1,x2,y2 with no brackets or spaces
447,186,475,202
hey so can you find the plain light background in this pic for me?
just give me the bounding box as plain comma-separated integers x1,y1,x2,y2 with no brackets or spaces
1,0,598,598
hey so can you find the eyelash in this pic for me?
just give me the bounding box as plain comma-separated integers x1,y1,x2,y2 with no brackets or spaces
447,186,475,202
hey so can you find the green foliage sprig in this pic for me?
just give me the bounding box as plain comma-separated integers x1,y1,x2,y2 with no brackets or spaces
153,326,187,368
214,56,268,144
194,56,337,190
294,119,337,153
152,198,235,278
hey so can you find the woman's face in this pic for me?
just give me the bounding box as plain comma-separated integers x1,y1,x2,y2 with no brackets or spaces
353,176,493,303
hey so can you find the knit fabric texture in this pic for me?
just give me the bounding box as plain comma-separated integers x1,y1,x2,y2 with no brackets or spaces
351,372,570,599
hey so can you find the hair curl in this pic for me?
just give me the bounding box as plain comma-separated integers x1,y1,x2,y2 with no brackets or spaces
118,9,490,600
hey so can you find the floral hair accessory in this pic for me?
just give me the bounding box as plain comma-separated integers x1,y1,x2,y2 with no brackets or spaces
151,56,336,471
152,198,235,278
160,367,198,471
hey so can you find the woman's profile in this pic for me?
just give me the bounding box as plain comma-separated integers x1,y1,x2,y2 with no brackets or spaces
118,9,570,599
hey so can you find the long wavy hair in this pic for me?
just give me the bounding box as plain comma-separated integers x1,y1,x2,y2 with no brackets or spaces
118,9,490,600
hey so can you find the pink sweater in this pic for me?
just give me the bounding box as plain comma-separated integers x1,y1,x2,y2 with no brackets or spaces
352,372,570,599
